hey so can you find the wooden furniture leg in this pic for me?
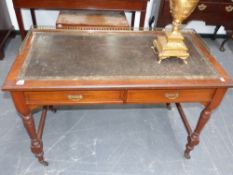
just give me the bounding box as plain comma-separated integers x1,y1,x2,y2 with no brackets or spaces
0,27,14,60
166,103,172,110
30,9,37,26
183,89,227,159
131,12,135,27
211,25,221,40
49,105,57,113
0,49,4,60
11,92,48,165
149,16,155,30
220,30,233,52
14,8,26,39
184,108,211,159
140,11,146,28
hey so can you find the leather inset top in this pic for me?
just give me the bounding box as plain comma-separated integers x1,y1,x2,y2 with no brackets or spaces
19,31,219,80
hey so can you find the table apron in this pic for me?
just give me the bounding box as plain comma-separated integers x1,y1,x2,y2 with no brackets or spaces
24,88,216,106
13,0,148,11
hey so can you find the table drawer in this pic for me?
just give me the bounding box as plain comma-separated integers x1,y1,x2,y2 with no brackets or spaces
25,90,123,105
200,0,233,3
158,0,233,27
127,89,215,103
195,2,233,14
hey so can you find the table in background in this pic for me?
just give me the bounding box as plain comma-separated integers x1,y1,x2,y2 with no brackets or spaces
156,0,233,51
2,28,233,165
0,0,14,60
12,0,148,39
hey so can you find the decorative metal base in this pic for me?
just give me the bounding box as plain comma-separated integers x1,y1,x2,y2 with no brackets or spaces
153,31,189,64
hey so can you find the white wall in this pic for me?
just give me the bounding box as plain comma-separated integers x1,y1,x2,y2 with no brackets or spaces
6,0,225,34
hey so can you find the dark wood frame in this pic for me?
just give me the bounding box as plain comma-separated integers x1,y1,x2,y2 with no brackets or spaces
0,27,13,60
2,29,233,165
0,0,14,60
12,0,148,39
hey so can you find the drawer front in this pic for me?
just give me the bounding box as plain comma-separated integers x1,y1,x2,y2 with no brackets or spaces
163,0,231,3
158,0,233,27
195,2,233,14
200,0,233,3
127,89,215,103
25,90,123,105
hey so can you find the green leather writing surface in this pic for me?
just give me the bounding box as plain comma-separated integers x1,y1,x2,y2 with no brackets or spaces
19,30,219,80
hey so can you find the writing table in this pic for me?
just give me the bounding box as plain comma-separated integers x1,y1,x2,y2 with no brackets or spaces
12,0,148,39
2,28,233,165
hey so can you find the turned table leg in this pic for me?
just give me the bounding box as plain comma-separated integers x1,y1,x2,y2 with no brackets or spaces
183,89,227,159
11,92,48,166
14,8,26,39
20,113,48,166
184,108,211,159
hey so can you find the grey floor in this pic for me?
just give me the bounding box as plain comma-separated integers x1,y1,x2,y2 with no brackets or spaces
0,35,233,175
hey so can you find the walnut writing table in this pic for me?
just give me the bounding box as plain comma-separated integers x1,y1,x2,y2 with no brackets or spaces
12,0,148,39
2,28,233,166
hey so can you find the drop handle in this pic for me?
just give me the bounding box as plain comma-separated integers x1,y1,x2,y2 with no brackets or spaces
165,93,179,100
67,95,84,101
198,4,207,11
225,5,233,12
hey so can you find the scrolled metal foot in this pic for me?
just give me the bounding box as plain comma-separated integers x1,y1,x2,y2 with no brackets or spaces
39,160,49,166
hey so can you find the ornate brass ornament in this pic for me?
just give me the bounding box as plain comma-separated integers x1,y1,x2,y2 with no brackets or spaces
154,0,199,64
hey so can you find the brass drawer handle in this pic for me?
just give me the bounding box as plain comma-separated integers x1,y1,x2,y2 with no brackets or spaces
225,5,233,12
165,93,179,100
198,4,207,11
67,95,83,101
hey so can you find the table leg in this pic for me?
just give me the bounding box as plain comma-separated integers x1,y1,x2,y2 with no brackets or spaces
220,30,233,52
131,12,135,28
184,88,227,159
212,25,221,40
30,9,37,27
0,49,4,60
140,11,146,28
166,103,172,110
11,92,48,166
184,108,211,159
14,8,26,39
